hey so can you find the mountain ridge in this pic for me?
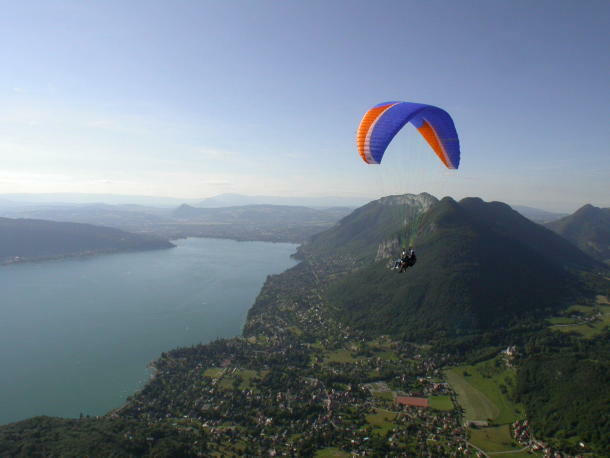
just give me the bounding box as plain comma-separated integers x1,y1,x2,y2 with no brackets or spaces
0,217,174,264
279,194,603,339
197,192,368,208
545,204,610,263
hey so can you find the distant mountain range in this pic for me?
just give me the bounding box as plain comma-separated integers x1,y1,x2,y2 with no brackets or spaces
0,193,195,207
0,202,354,244
510,205,566,223
197,193,369,208
169,204,354,242
173,204,351,225
0,192,369,209
0,203,175,232
271,194,602,339
2,194,608,258
545,204,610,263
0,218,174,264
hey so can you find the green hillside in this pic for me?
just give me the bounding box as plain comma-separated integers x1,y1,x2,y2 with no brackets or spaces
460,198,599,269
0,217,174,263
515,330,610,455
545,204,610,263
322,196,592,339
299,193,438,262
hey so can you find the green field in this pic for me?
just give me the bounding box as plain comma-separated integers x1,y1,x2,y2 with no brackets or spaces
446,355,527,455
445,370,498,423
310,341,325,350
204,368,266,390
287,326,303,336
469,425,519,453
548,316,576,325
203,367,225,378
314,447,351,457
446,356,522,424
550,303,610,338
367,337,394,349
365,408,397,434
429,395,453,411
376,350,399,360
324,348,357,364
567,304,596,313
372,391,394,401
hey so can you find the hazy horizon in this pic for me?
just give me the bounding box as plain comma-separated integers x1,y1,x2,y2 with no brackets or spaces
1,1,608,212
0,190,590,213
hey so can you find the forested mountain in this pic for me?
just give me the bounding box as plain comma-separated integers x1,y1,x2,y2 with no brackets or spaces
545,204,610,263
299,193,438,261
459,198,596,269
294,194,601,339
0,217,174,263
515,332,610,451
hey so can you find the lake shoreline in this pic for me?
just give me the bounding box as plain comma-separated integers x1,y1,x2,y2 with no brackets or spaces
1,245,176,266
0,238,299,425
1,234,302,266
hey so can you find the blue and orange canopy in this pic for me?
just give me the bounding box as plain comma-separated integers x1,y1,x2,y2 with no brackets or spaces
356,101,460,169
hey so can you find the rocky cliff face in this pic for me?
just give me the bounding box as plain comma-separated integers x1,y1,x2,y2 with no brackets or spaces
376,192,438,212
374,193,439,261
376,238,401,262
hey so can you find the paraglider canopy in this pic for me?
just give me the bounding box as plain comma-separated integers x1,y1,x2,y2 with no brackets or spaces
357,101,460,169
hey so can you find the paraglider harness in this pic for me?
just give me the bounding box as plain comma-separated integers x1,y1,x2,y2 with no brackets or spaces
398,252,416,272
393,250,416,272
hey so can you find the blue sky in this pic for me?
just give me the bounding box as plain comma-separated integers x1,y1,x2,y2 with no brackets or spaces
1,0,608,211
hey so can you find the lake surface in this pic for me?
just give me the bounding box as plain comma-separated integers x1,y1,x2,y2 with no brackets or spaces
0,238,298,425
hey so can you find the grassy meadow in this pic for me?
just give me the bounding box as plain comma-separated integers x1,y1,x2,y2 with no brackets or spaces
445,354,526,455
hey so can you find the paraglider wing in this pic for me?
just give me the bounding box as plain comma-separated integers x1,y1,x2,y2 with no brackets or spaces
356,101,460,169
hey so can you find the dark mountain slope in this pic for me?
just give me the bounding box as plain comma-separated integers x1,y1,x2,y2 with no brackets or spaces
459,198,599,270
324,197,583,338
0,218,174,263
545,204,610,263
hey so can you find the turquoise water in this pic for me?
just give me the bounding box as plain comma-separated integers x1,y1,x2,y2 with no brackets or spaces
0,238,298,425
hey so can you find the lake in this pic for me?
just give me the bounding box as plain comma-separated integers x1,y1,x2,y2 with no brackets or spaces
0,238,298,425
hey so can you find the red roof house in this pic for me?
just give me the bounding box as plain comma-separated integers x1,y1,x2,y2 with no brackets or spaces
395,396,429,408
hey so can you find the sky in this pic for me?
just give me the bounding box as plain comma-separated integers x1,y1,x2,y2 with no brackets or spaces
1,0,609,211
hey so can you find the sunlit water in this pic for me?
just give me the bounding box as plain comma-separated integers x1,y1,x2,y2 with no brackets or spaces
0,238,298,425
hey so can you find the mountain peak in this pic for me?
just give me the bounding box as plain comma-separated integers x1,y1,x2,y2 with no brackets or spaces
316,195,600,338
574,203,599,216
377,193,438,210
460,197,514,214
439,196,459,206
378,192,438,205
546,203,610,262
